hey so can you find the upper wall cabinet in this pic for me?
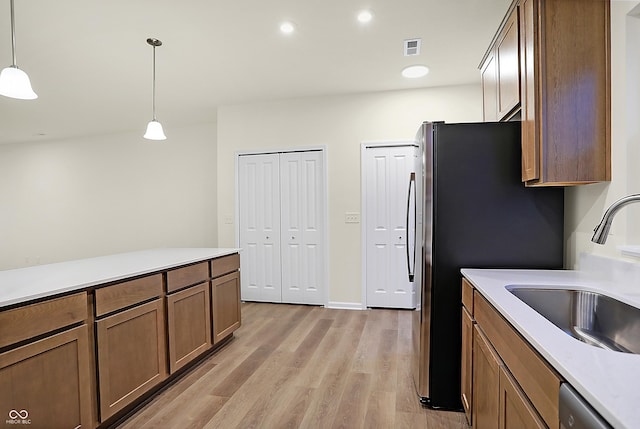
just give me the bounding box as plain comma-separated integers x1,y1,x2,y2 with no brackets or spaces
481,4,520,122
482,0,611,186
481,49,499,122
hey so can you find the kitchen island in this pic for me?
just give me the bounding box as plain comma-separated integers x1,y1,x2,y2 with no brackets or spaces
0,248,241,429
462,268,640,429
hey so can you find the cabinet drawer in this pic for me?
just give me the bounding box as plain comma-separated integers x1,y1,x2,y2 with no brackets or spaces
462,278,474,314
475,292,562,429
211,253,240,278
0,292,87,348
95,274,163,317
166,262,209,293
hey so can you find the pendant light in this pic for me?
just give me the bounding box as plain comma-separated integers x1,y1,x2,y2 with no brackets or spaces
143,38,166,140
0,0,37,100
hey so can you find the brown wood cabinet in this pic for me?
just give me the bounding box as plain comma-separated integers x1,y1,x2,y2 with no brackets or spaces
166,261,212,373
94,274,163,317
166,261,209,293
96,297,167,421
167,282,212,373
499,366,546,429
480,3,520,122
211,270,242,344
473,325,502,429
520,0,610,186
461,306,474,424
483,0,611,186
461,278,475,425
475,292,561,427
496,6,519,119
0,251,242,429
519,0,538,182
0,292,92,429
462,278,563,429
481,50,498,122
0,292,87,348
0,324,92,429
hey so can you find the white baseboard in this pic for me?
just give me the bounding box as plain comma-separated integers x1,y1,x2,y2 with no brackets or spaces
326,301,365,310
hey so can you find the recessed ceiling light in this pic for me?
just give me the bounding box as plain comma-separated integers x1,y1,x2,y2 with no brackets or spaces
280,21,295,34
402,65,429,78
357,10,374,23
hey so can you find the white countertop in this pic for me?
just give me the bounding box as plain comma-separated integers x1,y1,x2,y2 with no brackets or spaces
0,248,240,309
461,268,640,429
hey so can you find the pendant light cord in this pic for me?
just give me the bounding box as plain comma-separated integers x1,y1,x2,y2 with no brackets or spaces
9,0,17,66
151,44,157,121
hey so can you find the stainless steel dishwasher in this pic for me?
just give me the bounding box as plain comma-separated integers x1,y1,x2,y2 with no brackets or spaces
559,383,612,429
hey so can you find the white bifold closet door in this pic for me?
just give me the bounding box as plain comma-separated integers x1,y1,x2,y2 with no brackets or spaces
238,150,324,305
238,153,282,303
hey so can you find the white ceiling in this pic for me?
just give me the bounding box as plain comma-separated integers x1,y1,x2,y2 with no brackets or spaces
0,0,510,144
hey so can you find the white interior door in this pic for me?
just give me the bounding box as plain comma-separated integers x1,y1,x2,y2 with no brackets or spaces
280,151,324,305
238,153,282,302
365,145,417,308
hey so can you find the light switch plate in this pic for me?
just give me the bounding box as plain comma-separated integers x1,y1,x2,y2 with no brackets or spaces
345,212,360,223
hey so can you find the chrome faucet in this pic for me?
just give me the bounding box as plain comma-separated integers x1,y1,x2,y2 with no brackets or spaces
592,194,640,244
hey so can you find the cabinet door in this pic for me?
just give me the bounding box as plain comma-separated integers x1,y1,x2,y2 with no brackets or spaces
0,325,92,429
475,293,561,428
499,367,546,429
212,271,242,344
481,49,498,122
519,0,539,182
518,0,610,185
461,307,474,425
473,326,502,429
167,282,212,373
496,6,520,119
96,299,167,421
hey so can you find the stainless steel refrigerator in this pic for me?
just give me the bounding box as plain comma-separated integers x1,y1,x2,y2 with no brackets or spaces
407,121,564,410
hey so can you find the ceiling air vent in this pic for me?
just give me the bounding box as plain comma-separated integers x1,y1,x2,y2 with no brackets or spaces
404,38,422,56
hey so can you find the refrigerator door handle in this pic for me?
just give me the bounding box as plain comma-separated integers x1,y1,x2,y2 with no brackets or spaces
406,172,416,282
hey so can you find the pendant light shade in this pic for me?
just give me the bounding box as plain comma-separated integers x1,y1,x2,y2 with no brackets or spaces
0,0,37,100
144,120,166,140
144,38,166,140
0,66,37,99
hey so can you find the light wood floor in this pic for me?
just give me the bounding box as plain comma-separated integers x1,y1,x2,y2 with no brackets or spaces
117,302,470,429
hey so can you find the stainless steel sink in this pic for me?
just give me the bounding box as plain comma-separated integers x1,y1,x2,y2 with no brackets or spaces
506,286,640,354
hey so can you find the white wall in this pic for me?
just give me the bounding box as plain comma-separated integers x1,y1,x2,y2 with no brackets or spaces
0,123,218,269
217,85,482,305
565,1,640,268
